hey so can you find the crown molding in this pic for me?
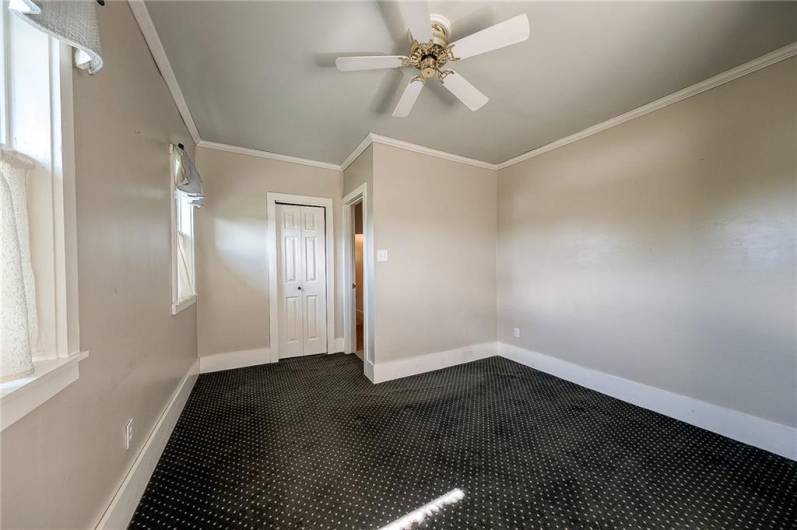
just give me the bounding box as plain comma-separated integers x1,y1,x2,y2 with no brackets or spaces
200,133,499,174
130,5,795,176
197,141,341,172
340,134,374,171
497,40,797,170
369,134,498,170
341,133,498,172
128,0,200,145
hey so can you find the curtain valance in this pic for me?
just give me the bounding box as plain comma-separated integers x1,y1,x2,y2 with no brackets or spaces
172,145,205,205
10,0,103,74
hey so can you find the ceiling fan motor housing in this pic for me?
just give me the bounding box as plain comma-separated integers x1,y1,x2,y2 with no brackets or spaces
405,15,456,80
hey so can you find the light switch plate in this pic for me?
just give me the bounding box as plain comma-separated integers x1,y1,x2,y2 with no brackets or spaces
377,249,389,262
513,327,521,338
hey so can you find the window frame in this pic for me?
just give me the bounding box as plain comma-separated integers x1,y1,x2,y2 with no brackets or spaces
170,145,197,315
0,7,85,431
0,3,9,145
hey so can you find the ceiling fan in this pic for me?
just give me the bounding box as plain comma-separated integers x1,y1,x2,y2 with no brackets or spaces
335,3,530,117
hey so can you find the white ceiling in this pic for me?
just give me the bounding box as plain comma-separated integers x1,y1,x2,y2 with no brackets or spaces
146,1,797,165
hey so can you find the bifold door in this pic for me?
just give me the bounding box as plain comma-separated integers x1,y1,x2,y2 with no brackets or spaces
276,204,327,357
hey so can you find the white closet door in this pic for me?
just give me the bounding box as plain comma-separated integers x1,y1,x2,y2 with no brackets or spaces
276,204,327,358
299,206,327,355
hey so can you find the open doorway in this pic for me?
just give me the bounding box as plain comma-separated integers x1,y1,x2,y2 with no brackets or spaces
343,183,371,377
353,202,364,358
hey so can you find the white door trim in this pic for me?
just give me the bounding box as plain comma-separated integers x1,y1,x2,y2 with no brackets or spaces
342,184,373,376
267,193,335,361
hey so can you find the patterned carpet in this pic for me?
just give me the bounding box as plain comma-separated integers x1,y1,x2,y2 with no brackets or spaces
130,354,797,529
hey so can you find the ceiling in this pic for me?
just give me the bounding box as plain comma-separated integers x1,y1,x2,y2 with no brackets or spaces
146,1,797,165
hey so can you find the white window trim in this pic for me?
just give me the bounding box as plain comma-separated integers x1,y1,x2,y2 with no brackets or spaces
0,2,9,146
1,351,87,430
172,293,197,315
170,145,197,315
0,32,85,431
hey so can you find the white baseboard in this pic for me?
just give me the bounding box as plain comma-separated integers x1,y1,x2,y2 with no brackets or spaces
499,343,797,461
364,360,375,382
96,357,199,529
199,348,273,374
372,342,498,384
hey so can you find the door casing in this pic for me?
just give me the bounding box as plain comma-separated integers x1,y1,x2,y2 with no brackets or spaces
267,193,336,362
342,184,372,378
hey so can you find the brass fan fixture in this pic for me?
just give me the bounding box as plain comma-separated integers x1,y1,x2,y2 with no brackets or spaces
402,15,457,82
336,4,530,117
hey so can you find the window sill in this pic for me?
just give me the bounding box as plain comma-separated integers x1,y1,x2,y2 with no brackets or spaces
172,294,197,315
0,351,89,431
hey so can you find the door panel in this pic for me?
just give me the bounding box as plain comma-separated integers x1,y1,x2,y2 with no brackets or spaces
300,206,327,355
284,295,301,346
305,294,319,339
277,204,304,358
284,236,298,282
276,203,327,358
304,237,317,281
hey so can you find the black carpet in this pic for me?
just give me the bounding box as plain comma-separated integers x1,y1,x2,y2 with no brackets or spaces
130,354,797,529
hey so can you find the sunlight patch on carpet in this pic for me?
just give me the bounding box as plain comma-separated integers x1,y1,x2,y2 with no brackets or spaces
378,488,465,530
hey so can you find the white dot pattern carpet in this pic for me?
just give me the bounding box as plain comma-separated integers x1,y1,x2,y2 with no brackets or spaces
130,354,797,529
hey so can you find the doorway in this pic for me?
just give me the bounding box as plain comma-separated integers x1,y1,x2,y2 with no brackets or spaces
342,183,371,377
267,193,336,362
352,202,364,358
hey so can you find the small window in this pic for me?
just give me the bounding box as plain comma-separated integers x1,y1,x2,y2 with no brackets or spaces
175,189,195,302
171,146,197,314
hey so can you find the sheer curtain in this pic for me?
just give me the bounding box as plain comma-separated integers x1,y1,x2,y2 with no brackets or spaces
0,150,38,381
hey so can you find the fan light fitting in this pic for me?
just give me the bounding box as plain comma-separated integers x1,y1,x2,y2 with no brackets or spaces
403,15,455,82
335,3,530,118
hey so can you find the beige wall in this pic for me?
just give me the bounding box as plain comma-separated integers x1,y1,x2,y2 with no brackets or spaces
194,147,343,357
497,57,797,427
1,3,198,528
343,144,372,197
342,146,376,361
372,143,497,362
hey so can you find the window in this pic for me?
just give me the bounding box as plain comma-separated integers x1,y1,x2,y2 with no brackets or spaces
0,2,84,430
174,188,196,305
170,146,197,314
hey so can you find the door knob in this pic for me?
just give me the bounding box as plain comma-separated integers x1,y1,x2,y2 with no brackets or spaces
297,285,303,291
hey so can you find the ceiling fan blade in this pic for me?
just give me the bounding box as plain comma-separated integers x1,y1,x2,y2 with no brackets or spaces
398,1,432,43
336,56,406,72
392,79,424,117
449,14,530,60
441,71,488,111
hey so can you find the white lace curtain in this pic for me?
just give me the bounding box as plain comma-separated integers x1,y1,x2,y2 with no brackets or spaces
0,151,38,381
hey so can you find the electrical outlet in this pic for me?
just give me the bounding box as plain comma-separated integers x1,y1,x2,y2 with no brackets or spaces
124,418,134,450
513,327,521,339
